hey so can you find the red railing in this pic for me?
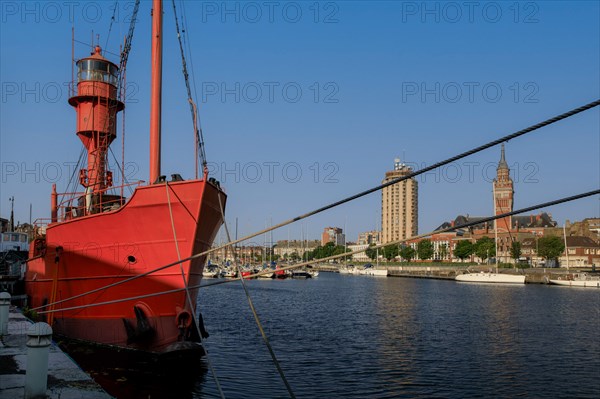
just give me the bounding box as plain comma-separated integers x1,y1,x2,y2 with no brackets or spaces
55,181,144,222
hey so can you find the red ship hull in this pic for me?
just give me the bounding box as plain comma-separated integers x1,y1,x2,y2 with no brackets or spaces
25,179,225,354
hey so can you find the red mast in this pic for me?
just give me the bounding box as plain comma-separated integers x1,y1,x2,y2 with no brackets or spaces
68,46,124,214
149,0,163,184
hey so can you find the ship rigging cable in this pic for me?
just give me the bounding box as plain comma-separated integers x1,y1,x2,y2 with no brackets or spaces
180,0,200,117
32,99,599,312
165,182,226,399
108,147,136,196
104,1,117,51
62,146,86,207
217,195,297,399
35,188,600,315
171,0,207,175
117,0,141,101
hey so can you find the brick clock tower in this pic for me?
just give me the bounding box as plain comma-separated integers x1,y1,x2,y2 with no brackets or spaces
493,144,514,232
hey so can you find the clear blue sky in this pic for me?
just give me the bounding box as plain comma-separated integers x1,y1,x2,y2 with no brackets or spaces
1,1,599,243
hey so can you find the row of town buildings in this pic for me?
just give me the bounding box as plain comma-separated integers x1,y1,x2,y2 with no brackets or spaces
347,145,599,266
300,146,599,266
208,145,598,266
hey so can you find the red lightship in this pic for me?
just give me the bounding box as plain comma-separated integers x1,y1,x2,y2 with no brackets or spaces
25,0,226,355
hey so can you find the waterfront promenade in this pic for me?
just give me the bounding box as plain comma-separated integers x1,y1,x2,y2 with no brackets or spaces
0,306,111,399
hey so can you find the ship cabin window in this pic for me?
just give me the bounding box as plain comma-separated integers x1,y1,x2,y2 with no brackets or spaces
78,59,118,86
1,233,22,242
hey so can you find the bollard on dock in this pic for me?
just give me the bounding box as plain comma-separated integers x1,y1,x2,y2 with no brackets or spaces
24,322,53,399
0,292,10,335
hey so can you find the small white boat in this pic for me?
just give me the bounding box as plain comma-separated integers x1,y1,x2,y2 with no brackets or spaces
202,266,221,278
549,273,600,288
358,264,388,277
366,268,388,277
339,265,354,274
257,268,275,279
306,265,319,277
455,271,525,284
222,268,237,278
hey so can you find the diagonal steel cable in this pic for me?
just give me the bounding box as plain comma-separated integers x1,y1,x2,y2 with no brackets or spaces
217,194,296,399
165,182,226,399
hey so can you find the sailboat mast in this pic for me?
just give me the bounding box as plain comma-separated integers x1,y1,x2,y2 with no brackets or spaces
149,0,163,184
270,217,273,264
563,224,569,271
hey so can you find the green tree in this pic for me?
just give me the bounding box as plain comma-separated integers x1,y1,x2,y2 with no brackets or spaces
383,244,399,261
438,243,448,261
365,244,377,261
454,240,473,262
537,236,565,261
510,241,522,262
417,239,434,261
333,245,346,256
333,245,351,262
474,237,496,263
308,242,342,261
290,252,300,261
399,246,416,262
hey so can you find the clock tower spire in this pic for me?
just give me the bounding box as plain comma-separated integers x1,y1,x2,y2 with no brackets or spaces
493,143,514,232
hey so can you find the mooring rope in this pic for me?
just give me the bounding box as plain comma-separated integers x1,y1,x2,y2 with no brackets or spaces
217,194,297,399
165,182,226,399
31,99,599,313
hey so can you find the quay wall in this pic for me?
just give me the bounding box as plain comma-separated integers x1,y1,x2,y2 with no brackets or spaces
312,263,594,284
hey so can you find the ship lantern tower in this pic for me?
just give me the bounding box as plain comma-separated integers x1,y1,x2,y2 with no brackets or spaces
68,46,124,214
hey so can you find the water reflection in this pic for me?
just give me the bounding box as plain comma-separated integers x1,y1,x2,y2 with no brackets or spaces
59,340,209,399
61,274,600,398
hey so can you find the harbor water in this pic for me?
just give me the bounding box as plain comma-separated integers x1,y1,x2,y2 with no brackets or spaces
68,273,599,398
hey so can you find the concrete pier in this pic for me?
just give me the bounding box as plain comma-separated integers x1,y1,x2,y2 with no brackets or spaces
314,263,589,284
387,265,458,280
0,306,111,399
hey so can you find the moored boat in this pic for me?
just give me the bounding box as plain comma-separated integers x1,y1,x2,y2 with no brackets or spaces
306,264,319,277
0,230,29,294
455,271,525,284
202,266,222,278
24,0,226,355
549,273,600,288
358,264,388,276
274,265,289,279
338,265,354,274
291,270,312,279
257,267,275,279
222,268,238,278
0,231,29,254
